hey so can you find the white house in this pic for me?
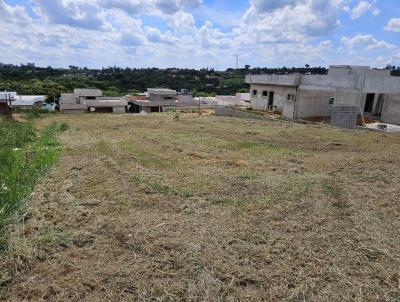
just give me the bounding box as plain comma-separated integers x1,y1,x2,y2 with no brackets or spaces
12,95,45,109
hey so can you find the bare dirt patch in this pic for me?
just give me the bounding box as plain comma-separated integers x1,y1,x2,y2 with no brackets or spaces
1,113,400,301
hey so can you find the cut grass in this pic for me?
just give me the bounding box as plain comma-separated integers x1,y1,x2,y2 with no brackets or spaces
133,175,194,198
2,114,400,301
0,118,68,251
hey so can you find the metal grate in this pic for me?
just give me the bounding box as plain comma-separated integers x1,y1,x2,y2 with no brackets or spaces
330,106,358,129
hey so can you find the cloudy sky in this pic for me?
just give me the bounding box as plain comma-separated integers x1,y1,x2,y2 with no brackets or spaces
1,0,399,69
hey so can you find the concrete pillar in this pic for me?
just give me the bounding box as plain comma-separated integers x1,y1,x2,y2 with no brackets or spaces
371,94,379,114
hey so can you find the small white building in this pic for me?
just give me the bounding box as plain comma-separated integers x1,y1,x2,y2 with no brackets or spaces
246,65,400,124
12,95,45,109
0,92,17,101
1,92,45,110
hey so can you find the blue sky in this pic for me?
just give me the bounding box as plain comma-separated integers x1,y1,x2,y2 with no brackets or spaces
0,0,400,69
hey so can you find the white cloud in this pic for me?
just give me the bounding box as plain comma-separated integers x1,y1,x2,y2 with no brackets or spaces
145,27,180,44
385,18,400,33
32,0,107,30
250,0,298,12
341,34,395,50
349,1,380,19
242,0,345,43
0,0,398,69
0,0,31,25
98,0,143,15
320,40,333,48
164,10,196,31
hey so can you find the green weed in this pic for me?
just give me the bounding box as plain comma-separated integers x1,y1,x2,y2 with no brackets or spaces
0,119,67,251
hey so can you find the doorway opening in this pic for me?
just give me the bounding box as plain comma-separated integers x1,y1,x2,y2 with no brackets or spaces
364,93,375,113
128,103,140,113
151,106,163,113
268,91,275,109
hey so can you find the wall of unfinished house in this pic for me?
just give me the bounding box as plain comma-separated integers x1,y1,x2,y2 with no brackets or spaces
112,106,126,114
295,89,335,118
60,94,87,113
381,94,400,124
149,94,175,103
250,84,297,112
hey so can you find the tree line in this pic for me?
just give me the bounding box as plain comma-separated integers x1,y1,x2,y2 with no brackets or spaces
0,63,366,101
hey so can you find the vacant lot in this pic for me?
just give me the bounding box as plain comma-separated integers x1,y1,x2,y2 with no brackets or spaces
1,113,400,301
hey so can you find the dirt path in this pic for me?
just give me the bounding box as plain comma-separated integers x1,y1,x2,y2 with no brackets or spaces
2,114,400,301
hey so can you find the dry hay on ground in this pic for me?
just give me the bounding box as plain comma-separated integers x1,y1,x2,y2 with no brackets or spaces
1,113,400,301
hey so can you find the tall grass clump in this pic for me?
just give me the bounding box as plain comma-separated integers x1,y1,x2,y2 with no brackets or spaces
0,118,68,250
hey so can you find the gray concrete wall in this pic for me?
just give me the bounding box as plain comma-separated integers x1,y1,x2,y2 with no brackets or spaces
335,88,361,106
74,89,102,97
296,89,334,118
178,94,193,104
381,94,400,124
140,106,152,114
60,102,87,112
282,101,295,121
247,68,400,94
215,106,272,121
362,76,400,93
112,106,126,114
60,94,76,104
302,74,359,90
250,84,297,112
149,94,172,103
246,74,301,86
61,109,87,114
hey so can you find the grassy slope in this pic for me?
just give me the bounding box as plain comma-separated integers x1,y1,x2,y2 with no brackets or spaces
0,116,67,250
1,113,400,301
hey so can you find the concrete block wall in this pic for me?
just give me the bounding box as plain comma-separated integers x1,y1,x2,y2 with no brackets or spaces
296,89,334,118
381,94,400,124
250,84,297,112
112,106,126,114
215,106,271,121
335,88,361,106
60,94,76,104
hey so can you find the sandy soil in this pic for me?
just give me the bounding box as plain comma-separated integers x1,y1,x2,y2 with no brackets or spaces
1,113,400,301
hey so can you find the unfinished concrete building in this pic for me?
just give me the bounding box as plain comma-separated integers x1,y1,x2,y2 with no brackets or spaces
60,89,127,113
246,65,400,124
127,88,178,113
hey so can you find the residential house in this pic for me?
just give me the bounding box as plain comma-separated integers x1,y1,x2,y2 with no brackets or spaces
60,89,127,113
126,88,178,113
246,65,400,124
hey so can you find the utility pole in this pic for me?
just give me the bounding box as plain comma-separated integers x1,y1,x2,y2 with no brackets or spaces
233,54,239,69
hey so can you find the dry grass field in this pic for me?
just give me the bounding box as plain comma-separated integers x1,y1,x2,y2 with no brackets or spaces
1,113,400,301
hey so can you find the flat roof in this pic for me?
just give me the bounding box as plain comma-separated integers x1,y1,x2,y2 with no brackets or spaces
147,88,176,95
86,99,127,107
